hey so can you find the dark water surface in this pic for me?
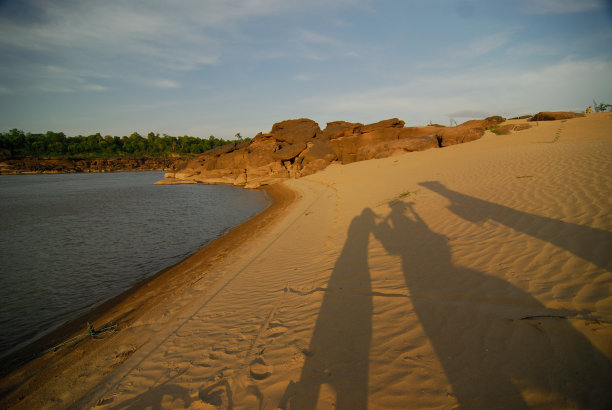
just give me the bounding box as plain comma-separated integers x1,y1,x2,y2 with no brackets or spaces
0,172,269,360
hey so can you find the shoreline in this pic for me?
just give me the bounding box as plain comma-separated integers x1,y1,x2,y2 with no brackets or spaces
0,156,182,175
0,182,297,406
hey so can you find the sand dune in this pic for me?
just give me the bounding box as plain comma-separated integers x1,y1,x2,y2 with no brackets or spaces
1,113,611,409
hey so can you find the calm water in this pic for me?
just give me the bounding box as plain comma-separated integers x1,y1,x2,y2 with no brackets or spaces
0,172,269,360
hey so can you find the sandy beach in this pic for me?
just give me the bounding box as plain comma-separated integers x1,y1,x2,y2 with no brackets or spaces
1,113,611,409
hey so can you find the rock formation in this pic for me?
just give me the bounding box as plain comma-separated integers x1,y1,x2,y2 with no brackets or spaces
164,116,507,188
529,112,585,121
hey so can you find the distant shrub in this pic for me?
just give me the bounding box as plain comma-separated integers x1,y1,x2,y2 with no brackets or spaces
592,100,612,112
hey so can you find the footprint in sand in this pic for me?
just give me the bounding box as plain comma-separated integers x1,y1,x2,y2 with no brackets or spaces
199,379,233,407
249,357,272,380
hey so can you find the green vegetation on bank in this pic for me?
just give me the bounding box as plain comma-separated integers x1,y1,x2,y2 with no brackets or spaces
0,129,247,159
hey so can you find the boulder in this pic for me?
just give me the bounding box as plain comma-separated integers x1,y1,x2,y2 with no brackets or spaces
269,119,321,144
398,127,441,139
157,114,516,187
436,126,485,147
300,142,338,175
273,143,307,161
461,116,505,130
360,118,405,133
206,142,237,157
529,112,585,121
326,135,362,164
357,135,439,160
326,119,411,164
246,139,279,168
321,121,362,139
513,123,532,131
490,124,515,135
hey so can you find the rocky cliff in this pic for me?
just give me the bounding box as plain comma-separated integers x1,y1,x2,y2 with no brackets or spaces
0,157,178,175
163,116,506,188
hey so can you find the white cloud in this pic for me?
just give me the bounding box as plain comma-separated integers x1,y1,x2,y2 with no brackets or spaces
453,33,510,59
522,0,605,14
0,0,367,93
293,74,313,81
83,84,108,92
36,85,74,93
301,57,612,125
149,79,181,89
298,28,342,47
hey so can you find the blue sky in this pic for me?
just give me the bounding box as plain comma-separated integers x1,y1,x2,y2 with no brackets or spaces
1,0,611,138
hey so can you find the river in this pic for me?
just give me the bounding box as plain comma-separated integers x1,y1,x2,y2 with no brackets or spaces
0,171,269,360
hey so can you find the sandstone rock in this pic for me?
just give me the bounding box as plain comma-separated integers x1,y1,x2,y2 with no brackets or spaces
461,116,505,130
156,114,512,188
326,135,361,164
513,123,532,131
490,124,515,135
269,119,321,144
529,112,585,121
321,121,362,139
436,126,485,147
398,127,441,139
391,135,439,152
326,119,412,164
206,142,237,157
360,118,405,133
357,135,439,160
273,143,307,161
246,139,279,168
300,142,338,175
303,142,337,163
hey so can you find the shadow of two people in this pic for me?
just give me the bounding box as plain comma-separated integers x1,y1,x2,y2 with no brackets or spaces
282,181,612,409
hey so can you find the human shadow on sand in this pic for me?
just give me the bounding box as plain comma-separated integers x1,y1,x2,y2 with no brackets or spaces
419,181,612,271
372,193,612,408
281,184,611,409
280,209,377,410
107,381,193,410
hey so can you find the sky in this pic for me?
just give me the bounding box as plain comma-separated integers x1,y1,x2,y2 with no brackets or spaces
0,0,611,139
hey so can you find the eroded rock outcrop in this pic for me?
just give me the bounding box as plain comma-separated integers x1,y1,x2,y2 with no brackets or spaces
164,115,508,188
529,112,585,121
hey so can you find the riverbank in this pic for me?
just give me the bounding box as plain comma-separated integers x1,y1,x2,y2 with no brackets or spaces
0,183,296,408
1,113,611,409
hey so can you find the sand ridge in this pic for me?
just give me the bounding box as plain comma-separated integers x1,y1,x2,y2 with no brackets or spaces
1,113,611,409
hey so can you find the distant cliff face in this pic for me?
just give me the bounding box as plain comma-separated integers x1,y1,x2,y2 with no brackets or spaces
0,157,178,174
165,116,506,188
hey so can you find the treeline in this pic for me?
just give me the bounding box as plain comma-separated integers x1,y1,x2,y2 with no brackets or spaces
0,129,247,159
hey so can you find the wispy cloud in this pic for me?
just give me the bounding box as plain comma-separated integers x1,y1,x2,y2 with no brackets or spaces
293,26,360,61
522,0,606,14
36,85,74,93
293,74,313,82
148,79,182,89
452,32,510,60
298,28,342,47
302,57,612,125
83,84,109,92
